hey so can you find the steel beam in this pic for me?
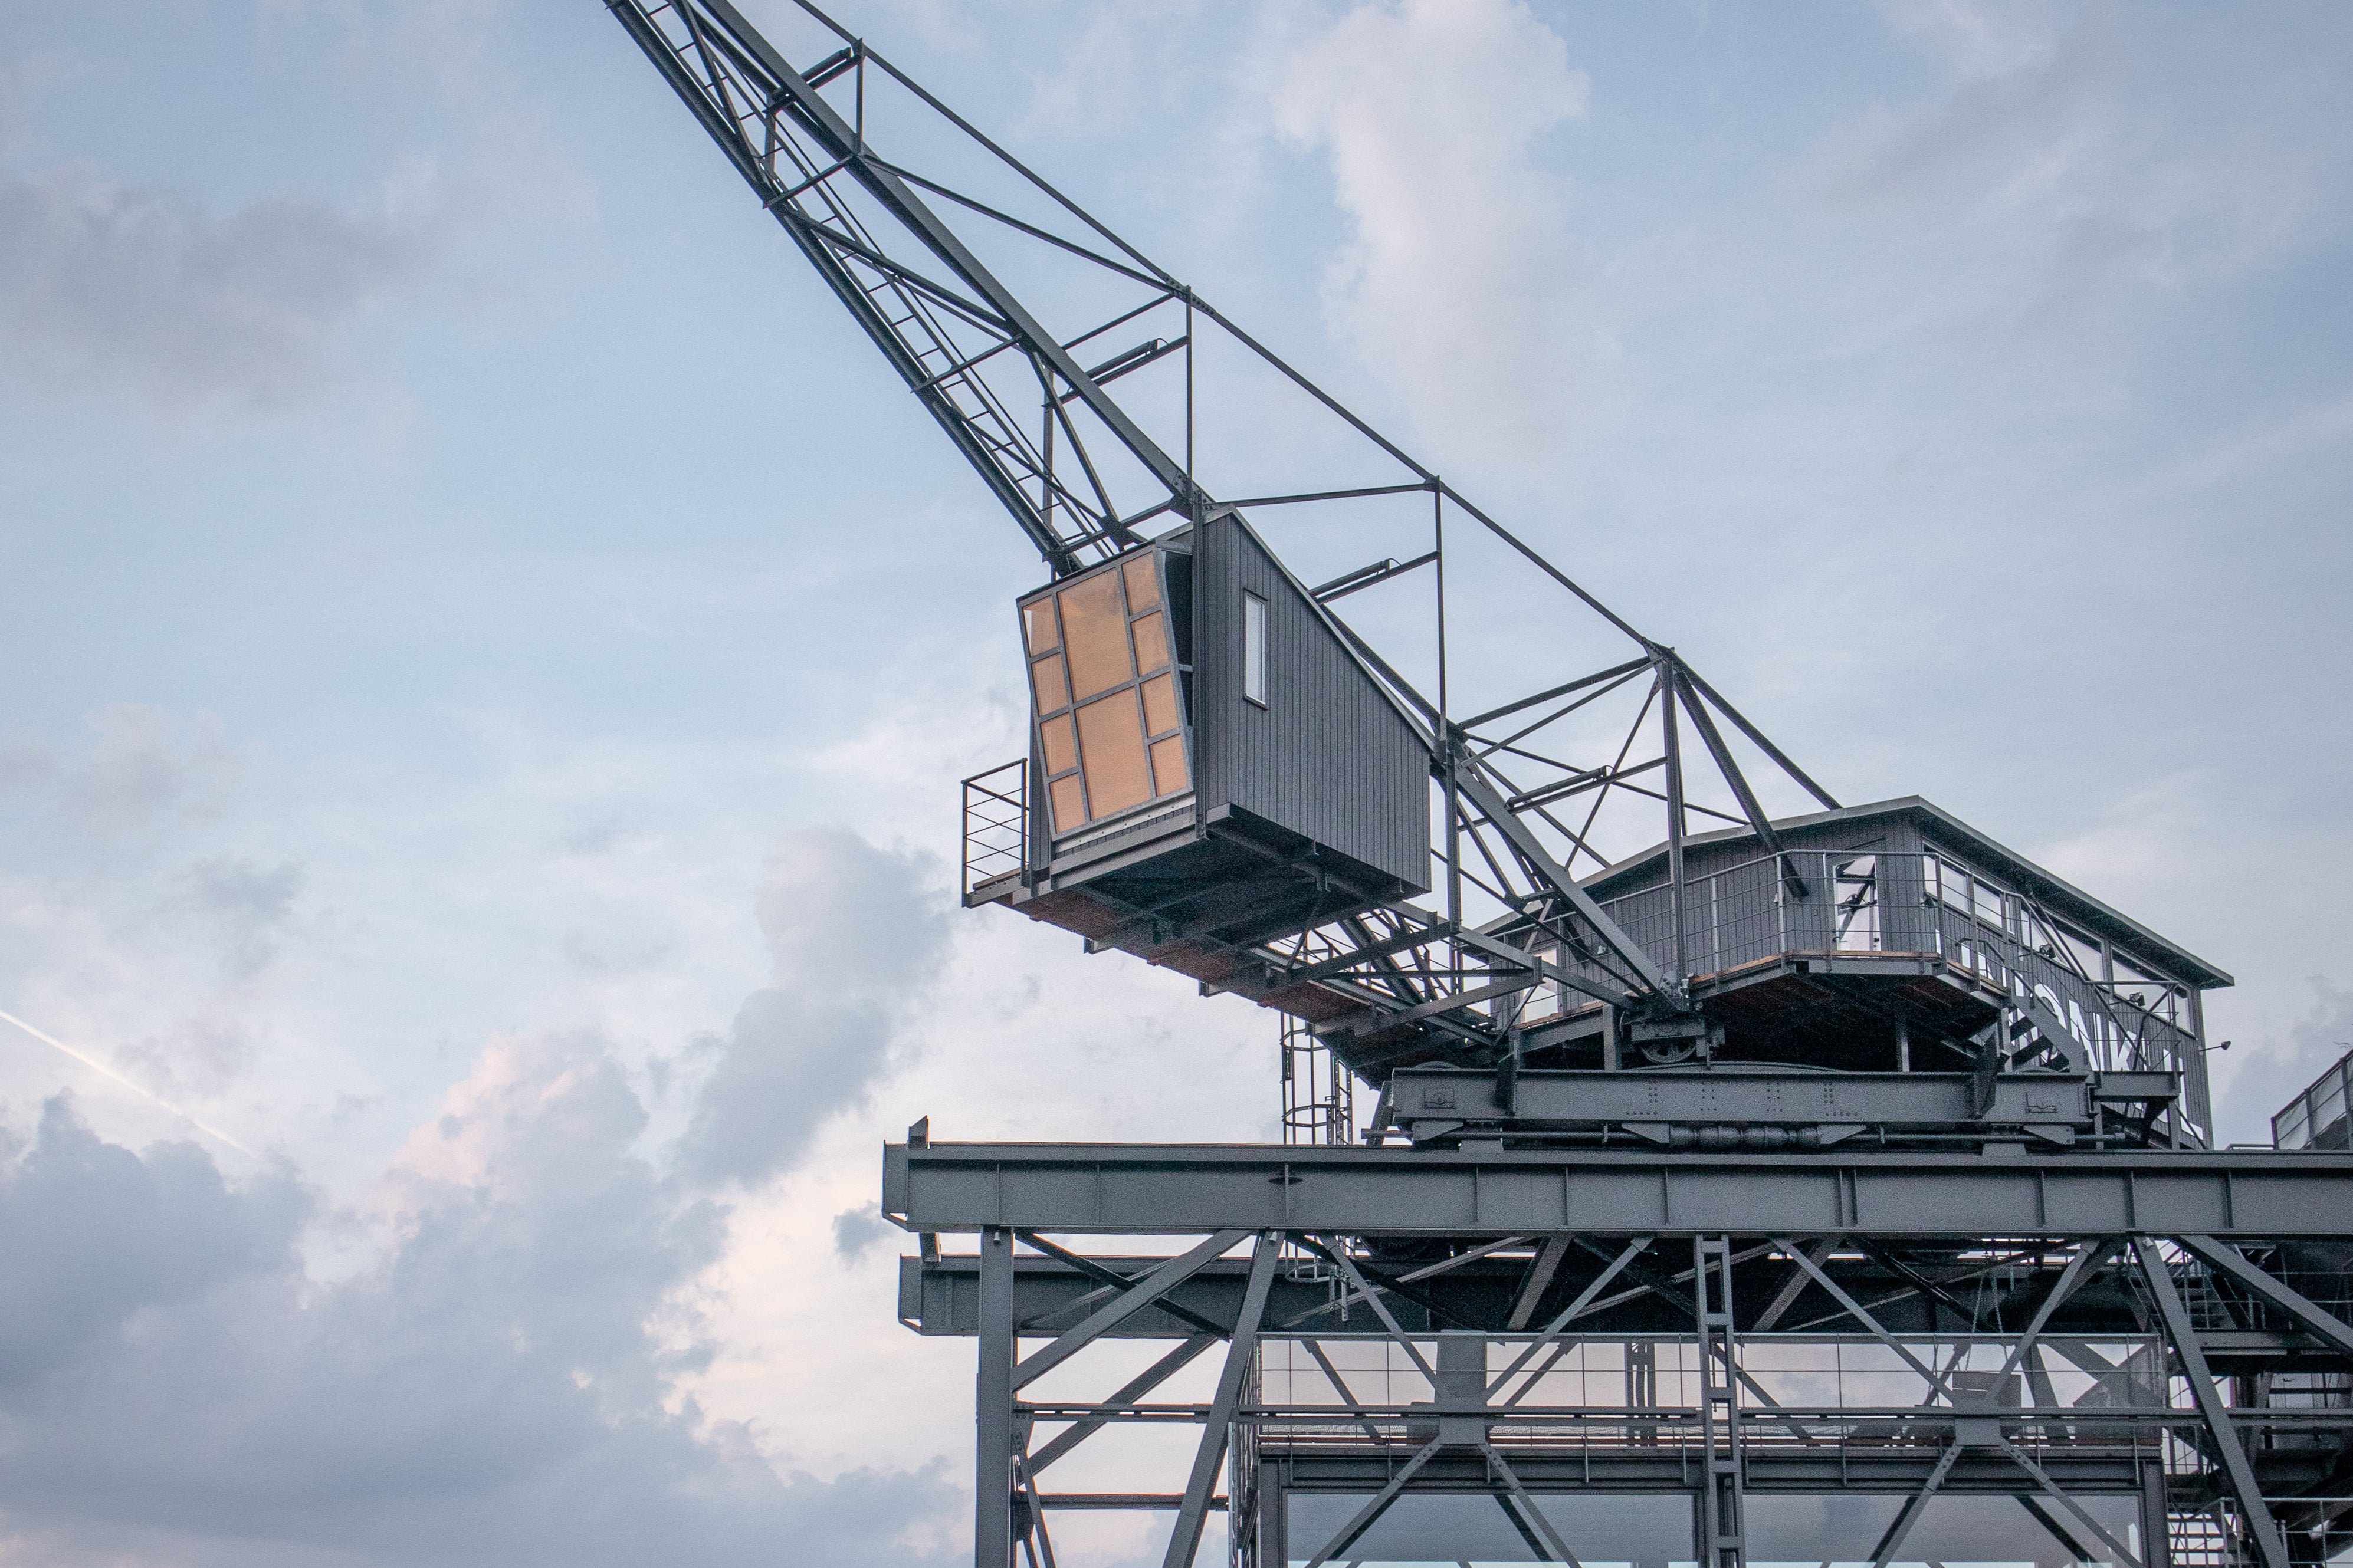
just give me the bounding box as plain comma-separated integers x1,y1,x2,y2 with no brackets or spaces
885,1142,2353,1238
2134,1237,2289,1568
977,1227,1015,1568
2175,1234,2353,1356
1162,1234,1278,1568
1013,1230,1245,1390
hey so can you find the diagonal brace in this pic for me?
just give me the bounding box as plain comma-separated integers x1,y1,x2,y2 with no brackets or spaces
1013,1230,1245,1391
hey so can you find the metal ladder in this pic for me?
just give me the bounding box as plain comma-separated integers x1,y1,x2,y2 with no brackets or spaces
1696,1236,1747,1568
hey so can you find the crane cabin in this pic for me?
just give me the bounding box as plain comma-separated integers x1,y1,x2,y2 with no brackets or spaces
967,512,1431,1002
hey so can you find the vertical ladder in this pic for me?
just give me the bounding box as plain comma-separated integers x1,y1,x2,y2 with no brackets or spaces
1695,1237,1746,1568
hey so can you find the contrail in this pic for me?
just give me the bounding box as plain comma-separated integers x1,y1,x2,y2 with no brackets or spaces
0,1007,257,1158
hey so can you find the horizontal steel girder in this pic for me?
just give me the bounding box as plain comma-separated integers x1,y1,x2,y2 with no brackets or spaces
884,1142,2353,1238
1272,1449,2154,1494
1383,1069,2180,1141
895,1254,2347,1363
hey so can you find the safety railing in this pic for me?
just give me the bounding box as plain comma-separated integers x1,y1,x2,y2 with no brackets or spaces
1537,847,2204,1080
961,758,1028,898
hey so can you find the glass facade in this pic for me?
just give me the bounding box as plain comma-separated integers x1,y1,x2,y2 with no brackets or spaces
1282,1488,2140,1568
1287,1490,1695,1567
2273,1048,2353,1150
1019,551,1191,839
1746,1490,2140,1568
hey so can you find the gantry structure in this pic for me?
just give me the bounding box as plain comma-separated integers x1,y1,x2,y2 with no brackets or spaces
605,5,2353,1567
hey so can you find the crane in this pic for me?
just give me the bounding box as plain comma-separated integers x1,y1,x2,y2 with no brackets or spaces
603,13,2280,1568
603,0,2199,1144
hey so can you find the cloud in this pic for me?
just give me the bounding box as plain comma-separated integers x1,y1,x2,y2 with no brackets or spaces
183,857,306,980
0,153,460,416
1811,34,2098,214
2211,978,2353,1146
2143,390,2353,497
1275,0,1616,471
0,1044,960,1567
831,1204,891,1262
678,827,948,1189
51,704,239,843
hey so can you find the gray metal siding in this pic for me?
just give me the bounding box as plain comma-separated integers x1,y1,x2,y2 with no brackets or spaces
1194,515,1429,891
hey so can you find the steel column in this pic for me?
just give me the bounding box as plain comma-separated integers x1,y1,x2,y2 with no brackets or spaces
2132,1237,2289,1568
1163,1233,1279,1568
977,1225,1016,1568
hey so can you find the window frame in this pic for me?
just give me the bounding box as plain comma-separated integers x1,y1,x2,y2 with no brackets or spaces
1019,551,1194,840
1242,591,1268,708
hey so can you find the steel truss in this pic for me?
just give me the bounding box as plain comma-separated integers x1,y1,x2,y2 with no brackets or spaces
594,13,2332,1568
606,0,1984,1073
890,1139,2353,1568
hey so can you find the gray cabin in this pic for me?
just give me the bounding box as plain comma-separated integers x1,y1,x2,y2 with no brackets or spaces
970,511,1432,1004
1522,797,2230,1139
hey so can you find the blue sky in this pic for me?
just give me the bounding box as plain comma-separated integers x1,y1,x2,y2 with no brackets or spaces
1,1,2349,1562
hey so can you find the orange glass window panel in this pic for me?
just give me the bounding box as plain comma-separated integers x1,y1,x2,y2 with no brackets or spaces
1140,673,1181,737
1022,597,1059,654
1150,735,1189,797
1057,571,1131,701
1121,555,1160,612
1048,773,1088,835
1039,714,1078,776
1130,611,1170,676
1030,653,1070,715
1074,692,1152,818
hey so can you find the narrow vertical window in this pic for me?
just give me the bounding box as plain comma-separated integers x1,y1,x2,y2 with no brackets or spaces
1242,592,1268,706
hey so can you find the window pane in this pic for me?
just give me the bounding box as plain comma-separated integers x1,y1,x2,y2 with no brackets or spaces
1833,855,1880,952
1039,714,1078,776
1121,554,1160,612
1131,610,1170,676
1075,692,1153,817
1029,653,1069,715
1150,734,1188,796
1243,592,1268,706
2316,1073,2347,1130
1140,673,1181,736
1058,571,1132,701
1021,596,1058,653
1287,1490,1695,1567
1047,773,1087,836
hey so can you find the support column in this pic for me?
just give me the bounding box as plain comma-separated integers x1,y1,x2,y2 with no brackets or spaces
2139,1459,2172,1568
1164,1232,1281,1568
1695,1236,1745,1568
1659,662,1689,987
978,1226,1016,1568
2134,1238,2287,1568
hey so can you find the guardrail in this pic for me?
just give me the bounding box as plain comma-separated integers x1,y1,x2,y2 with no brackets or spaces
961,758,1027,898
1548,847,2203,1082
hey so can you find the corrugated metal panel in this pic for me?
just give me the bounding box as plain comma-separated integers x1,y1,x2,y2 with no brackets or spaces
1194,514,1429,892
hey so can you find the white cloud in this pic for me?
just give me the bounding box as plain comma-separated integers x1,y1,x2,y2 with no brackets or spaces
1274,0,1616,473
678,826,950,1189
0,1034,961,1567
0,159,451,416
2144,390,2353,495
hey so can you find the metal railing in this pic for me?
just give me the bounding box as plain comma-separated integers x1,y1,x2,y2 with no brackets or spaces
1281,1015,1355,1146
1534,847,2203,1079
961,758,1027,898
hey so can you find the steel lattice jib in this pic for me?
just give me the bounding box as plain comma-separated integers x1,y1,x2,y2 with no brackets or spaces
974,513,1430,990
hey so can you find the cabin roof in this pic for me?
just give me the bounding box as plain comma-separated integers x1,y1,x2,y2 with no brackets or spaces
1580,795,2233,989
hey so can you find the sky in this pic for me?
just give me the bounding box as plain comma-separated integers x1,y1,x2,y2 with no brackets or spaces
1,1,2349,1563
